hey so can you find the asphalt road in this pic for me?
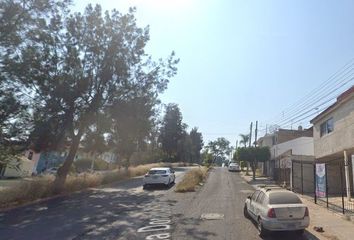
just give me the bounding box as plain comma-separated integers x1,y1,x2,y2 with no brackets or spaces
170,167,314,240
0,167,317,240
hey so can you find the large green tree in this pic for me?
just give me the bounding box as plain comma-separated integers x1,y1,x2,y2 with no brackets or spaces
159,103,185,161
236,147,270,180
206,137,231,165
1,3,178,190
189,127,203,163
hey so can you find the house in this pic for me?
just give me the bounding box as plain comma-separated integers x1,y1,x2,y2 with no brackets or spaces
24,149,67,174
270,136,314,192
310,85,354,196
0,156,35,178
258,127,313,176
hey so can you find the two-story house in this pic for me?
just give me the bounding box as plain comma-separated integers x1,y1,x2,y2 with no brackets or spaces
310,85,354,196
258,127,313,176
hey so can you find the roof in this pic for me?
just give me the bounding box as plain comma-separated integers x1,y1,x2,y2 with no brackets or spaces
311,85,354,124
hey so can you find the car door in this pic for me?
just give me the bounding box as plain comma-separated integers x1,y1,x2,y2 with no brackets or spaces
249,190,260,219
254,192,266,218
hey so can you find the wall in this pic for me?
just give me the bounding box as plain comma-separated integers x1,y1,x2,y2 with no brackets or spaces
271,137,314,159
313,97,354,159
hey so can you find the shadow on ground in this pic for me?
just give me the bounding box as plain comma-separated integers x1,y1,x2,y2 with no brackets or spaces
172,213,217,240
0,184,156,240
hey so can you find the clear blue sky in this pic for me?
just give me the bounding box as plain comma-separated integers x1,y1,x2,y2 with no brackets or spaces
73,0,354,146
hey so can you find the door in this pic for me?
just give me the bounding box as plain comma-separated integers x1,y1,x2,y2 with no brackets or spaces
249,190,260,219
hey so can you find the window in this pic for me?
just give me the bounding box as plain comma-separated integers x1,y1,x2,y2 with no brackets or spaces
269,192,302,204
320,117,334,137
256,192,265,203
251,191,260,201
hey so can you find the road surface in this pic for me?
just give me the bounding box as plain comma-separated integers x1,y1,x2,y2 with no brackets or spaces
0,167,316,240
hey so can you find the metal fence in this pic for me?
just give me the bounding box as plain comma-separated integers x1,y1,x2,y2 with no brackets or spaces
291,159,354,215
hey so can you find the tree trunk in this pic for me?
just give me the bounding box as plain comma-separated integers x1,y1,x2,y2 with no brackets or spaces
53,134,81,193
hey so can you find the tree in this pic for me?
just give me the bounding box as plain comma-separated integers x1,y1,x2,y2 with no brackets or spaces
239,134,250,147
206,137,231,165
189,127,203,163
1,3,178,191
108,95,157,168
236,147,270,180
159,104,185,161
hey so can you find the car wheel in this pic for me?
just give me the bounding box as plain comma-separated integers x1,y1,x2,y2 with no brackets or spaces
257,217,268,237
143,184,147,189
243,205,249,219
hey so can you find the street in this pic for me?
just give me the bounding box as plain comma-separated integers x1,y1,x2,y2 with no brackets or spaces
0,167,315,240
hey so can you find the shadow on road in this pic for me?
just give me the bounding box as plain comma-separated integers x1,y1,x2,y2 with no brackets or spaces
143,183,175,191
0,186,156,240
172,213,217,240
260,230,319,240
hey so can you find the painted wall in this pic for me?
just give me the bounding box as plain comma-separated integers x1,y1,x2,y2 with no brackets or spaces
271,137,314,159
313,97,354,159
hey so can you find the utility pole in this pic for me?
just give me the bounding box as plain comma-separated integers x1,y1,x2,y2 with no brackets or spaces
254,121,258,147
249,122,253,147
235,140,238,150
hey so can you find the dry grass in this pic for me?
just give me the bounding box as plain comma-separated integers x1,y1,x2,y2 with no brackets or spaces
175,167,208,192
0,162,194,209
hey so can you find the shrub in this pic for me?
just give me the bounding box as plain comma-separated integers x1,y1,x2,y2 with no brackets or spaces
175,167,208,192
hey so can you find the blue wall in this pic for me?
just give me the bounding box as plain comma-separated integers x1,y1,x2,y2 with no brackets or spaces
36,151,66,173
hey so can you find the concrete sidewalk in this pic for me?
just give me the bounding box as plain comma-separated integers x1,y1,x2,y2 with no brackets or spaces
240,173,354,240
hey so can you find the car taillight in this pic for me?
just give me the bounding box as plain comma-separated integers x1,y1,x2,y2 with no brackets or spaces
304,207,309,217
267,208,276,218
145,174,150,177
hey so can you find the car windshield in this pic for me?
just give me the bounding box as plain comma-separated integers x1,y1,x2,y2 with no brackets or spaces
269,192,302,204
148,170,167,175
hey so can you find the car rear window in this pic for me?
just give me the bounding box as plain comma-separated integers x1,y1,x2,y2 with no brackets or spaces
148,170,167,175
269,192,302,204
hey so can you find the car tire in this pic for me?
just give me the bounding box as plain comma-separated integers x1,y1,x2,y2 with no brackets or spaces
143,184,147,190
257,217,269,237
243,205,249,219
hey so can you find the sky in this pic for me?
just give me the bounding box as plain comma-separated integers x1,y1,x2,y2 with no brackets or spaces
73,0,354,146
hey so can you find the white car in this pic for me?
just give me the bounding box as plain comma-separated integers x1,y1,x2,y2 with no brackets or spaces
244,187,309,237
143,167,175,189
228,162,240,172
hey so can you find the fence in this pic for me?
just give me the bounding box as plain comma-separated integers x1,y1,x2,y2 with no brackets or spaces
291,159,354,215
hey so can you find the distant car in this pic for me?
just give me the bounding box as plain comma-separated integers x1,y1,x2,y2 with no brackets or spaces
228,162,240,172
143,167,175,189
244,187,309,237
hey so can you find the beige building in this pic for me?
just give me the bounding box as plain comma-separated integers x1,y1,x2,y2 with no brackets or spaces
311,86,354,161
310,85,354,195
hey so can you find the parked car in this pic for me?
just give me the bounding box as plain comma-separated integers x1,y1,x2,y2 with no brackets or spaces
244,187,309,237
228,162,240,172
143,167,175,189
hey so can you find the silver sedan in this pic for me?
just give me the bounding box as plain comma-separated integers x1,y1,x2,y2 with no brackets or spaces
244,187,309,237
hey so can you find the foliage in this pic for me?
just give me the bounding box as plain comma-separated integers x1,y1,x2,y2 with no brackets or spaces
205,137,231,165
236,147,270,179
159,104,186,161
202,149,214,167
1,1,179,190
175,167,208,192
239,134,250,147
